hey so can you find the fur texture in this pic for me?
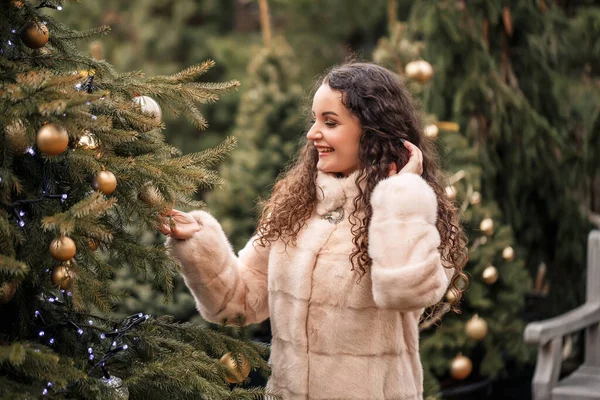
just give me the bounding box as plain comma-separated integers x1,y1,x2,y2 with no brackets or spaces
167,171,451,399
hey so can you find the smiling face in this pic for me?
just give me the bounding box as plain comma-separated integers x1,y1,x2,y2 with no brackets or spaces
306,84,363,177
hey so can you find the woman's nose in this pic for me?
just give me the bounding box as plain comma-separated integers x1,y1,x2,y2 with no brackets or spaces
307,127,323,141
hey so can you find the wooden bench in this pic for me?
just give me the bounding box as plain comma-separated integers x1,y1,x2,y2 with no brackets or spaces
524,230,600,400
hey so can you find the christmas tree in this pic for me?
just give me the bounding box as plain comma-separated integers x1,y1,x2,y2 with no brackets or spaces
0,1,271,398
373,12,533,397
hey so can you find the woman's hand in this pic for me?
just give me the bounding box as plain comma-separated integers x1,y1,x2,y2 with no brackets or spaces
388,140,423,177
159,209,202,240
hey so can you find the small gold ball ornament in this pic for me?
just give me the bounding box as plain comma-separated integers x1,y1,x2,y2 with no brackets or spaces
424,124,439,139
465,314,488,341
470,192,481,205
446,289,458,303
36,123,69,156
21,21,50,49
482,265,499,284
405,60,434,83
479,218,494,236
49,236,77,261
0,281,18,304
450,354,473,380
92,171,117,195
133,96,162,123
219,352,251,384
502,246,515,262
77,132,98,150
51,264,76,290
445,185,457,200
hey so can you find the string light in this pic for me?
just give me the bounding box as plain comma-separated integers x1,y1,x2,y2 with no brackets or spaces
49,338,55,344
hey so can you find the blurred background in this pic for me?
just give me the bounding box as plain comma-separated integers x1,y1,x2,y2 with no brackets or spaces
55,1,600,398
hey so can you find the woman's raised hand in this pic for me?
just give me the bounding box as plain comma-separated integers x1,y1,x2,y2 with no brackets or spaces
388,140,424,177
159,209,202,240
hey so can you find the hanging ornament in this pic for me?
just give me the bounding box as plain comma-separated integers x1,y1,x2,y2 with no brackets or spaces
92,171,117,195
100,375,129,400
470,192,481,205
49,236,76,261
502,246,515,262
482,265,499,284
89,240,99,251
445,185,457,200
479,218,494,236
133,96,162,123
77,132,98,150
445,289,457,303
21,21,50,49
51,263,76,290
424,124,439,139
404,60,433,83
0,281,18,304
465,314,488,341
219,352,251,384
36,123,69,156
450,354,473,380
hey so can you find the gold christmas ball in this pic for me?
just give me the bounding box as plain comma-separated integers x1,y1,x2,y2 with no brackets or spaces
36,123,69,156
133,96,162,123
480,218,494,236
51,264,76,290
502,246,515,262
49,236,77,261
450,354,473,380
92,171,117,195
89,240,99,251
77,132,98,150
220,352,251,384
445,185,457,200
405,60,434,83
465,315,488,341
445,289,458,303
12,0,24,8
482,265,499,284
0,281,18,304
470,192,481,205
21,21,50,49
424,124,439,139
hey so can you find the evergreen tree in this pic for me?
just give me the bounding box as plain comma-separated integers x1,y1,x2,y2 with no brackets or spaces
374,18,533,397
0,1,270,398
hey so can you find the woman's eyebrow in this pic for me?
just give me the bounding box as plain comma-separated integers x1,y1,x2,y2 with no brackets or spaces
311,111,339,116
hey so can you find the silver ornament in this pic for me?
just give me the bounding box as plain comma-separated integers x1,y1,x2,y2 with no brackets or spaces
100,375,129,400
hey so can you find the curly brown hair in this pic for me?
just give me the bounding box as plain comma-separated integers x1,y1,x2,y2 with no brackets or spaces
255,62,468,313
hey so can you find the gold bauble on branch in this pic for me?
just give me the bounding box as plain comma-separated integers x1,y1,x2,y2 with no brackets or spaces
51,264,76,290
465,314,488,341
49,236,76,262
479,218,494,236
424,124,439,139
502,246,515,262
77,132,98,150
0,281,18,304
445,185,457,200
404,60,434,83
92,171,117,195
219,352,251,384
450,354,473,380
482,265,499,284
133,96,162,123
470,192,481,205
445,289,457,303
21,21,50,49
36,123,69,156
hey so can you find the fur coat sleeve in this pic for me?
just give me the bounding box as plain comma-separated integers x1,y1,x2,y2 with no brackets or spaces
166,210,270,325
368,172,452,311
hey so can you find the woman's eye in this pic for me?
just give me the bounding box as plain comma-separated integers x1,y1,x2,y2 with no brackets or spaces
324,120,338,127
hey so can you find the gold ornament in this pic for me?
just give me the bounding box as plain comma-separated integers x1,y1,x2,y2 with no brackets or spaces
482,265,499,284
450,354,473,380
445,185,457,200
445,289,457,303
92,171,117,195
51,264,76,290
465,314,488,341
36,123,69,156
77,132,98,150
479,218,494,236
435,121,460,132
0,281,18,304
21,21,50,49
470,192,481,205
133,96,162,123
424,124,439,139
220,352,251,384
49,236,77,261
404,60,434,83
502,246,515,262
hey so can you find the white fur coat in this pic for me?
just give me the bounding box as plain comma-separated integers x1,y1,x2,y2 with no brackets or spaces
167,171,453,399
